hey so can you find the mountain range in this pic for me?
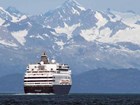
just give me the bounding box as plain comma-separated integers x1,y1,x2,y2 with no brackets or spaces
0,0,140,93
0,0,140,76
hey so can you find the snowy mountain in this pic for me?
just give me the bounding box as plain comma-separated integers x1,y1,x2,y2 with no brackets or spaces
0,0,140,76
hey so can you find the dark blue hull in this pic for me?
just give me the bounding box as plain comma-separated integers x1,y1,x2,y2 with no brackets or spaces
24,85,71,95
53,85,71,95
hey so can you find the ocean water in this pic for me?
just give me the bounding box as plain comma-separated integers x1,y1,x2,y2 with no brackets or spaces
0,94,140,105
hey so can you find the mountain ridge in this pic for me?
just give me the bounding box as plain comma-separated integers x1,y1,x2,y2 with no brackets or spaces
0,0,139,75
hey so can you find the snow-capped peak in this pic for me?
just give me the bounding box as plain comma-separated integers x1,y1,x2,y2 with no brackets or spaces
6,6,21,14
0,7,6,12
62,0,86,11
0,6,13,21
0,6,27,23
64,0,80,6
6,6,22,17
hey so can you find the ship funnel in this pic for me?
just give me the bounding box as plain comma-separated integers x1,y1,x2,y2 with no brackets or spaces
41,52,49,64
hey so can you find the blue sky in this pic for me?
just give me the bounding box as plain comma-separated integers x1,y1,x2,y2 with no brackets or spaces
0,0,139,15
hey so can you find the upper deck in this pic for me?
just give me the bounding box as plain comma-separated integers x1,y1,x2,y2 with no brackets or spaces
25,52,71,77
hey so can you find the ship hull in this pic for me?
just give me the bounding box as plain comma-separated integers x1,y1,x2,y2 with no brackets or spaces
53,85,71,95
24,85,71,95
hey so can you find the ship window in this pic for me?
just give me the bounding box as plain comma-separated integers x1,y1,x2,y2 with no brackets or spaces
57,71,60,73
39,66,44,70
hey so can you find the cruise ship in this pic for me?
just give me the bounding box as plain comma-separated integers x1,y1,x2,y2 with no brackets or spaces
24,52,72,95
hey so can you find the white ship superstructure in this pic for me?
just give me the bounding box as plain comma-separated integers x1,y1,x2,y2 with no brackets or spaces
24,52,72,94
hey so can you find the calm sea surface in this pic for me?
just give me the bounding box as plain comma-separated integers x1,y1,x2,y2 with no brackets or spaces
0,94,140,105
